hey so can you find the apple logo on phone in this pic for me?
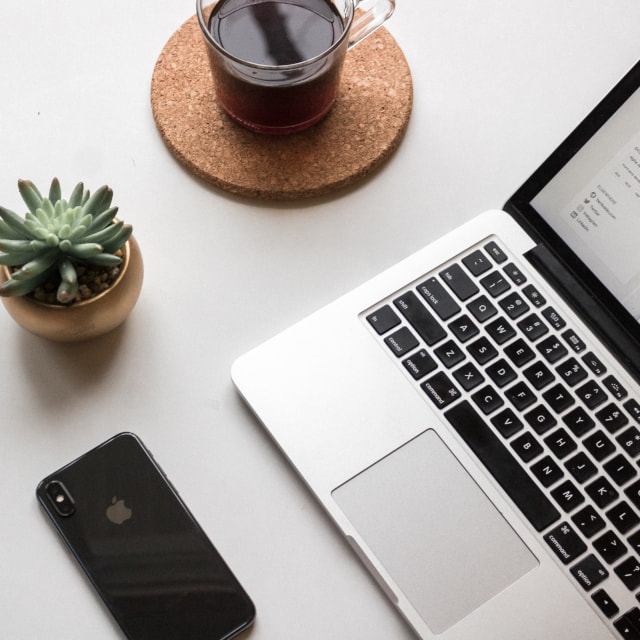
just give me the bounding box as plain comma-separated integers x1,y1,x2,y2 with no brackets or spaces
106,496,133,525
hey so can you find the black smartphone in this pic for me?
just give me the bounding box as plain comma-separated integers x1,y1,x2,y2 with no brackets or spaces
36,432,256,640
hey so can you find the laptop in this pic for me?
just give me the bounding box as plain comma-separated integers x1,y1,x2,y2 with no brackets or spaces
232,60,640,639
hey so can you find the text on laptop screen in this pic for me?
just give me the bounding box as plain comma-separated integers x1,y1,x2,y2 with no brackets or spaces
531,85,640,322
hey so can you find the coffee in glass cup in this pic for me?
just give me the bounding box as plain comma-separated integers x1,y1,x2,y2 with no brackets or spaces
196,0,395,134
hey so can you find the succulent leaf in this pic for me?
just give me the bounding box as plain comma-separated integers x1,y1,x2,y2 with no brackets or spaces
82,220,125,245
56,279,79,305
86,253,122,266
49,178,62,204
0,238,34,253
68,182,85,208
0,250,38,266
63,242,103,259
83,186,113,219
11,248,58,280
17,180,44,214
59,258,77,285
0,206,30,239
0,269,48,298
101,224,132,254
87,206,118,232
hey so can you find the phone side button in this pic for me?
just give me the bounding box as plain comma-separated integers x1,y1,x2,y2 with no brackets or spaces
345,535,399,605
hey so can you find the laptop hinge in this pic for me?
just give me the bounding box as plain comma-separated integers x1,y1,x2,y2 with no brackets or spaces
525,243,640,384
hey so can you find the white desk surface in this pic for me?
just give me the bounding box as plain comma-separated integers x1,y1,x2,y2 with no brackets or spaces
1,1,639,638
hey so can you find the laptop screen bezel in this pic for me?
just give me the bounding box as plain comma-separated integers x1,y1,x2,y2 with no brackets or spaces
504,60,640,351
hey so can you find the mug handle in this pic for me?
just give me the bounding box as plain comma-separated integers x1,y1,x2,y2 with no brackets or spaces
348,0,396,48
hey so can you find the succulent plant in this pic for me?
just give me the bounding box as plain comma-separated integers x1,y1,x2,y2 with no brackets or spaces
0,178,132,304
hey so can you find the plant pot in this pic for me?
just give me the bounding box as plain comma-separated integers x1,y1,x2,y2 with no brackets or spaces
0,236,143,342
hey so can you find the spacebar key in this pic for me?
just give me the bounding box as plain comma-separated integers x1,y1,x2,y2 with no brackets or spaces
445,401,560,532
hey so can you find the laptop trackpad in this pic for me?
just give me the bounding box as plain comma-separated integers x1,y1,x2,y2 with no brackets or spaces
332,429,538,635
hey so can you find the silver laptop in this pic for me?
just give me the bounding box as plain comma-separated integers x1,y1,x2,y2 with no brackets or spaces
232,61,640,639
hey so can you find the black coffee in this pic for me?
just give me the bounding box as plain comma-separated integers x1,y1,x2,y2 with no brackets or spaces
205,0,348,133
209,0,344,66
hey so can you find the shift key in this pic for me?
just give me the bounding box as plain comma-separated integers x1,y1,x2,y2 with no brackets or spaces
394,291,447,346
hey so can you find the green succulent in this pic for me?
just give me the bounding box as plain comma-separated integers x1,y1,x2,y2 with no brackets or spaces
0,178,132,304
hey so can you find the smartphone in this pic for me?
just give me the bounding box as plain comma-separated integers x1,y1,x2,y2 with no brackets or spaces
36,432,256,640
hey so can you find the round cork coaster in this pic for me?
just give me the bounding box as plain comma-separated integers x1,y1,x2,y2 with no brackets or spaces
151,14,413,200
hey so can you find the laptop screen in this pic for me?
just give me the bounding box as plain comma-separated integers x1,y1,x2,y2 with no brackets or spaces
506,61,640,351
531,82,640,322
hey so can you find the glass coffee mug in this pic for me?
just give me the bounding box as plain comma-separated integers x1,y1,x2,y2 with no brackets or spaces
196,0,395,134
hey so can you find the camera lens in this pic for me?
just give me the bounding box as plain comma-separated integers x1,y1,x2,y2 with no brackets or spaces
45,481,76,517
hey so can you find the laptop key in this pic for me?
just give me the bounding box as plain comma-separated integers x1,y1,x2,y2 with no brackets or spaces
624,399,640,423
542,306,566,330
542,383,575,414
597,403,629,434
420,372,460,409
603,375,628,401
433,340,465,368
570,554,609,591
591,588,619,618
593,530,627,564
439,263,479,301
483,240,507,263
490,408,523,438
462,249,492,276
562,406,596,437
505,381,537,411
522,283,546,308
544,521,586,564
511,432,543,463
565,452,597,483
402,349,437,380
536,336,569,364
467,336,498,365
618,427,640,458
614,610,640,639
576,381,608,410
556,357,588,387
480,270,511,297
384,327,419,357
582,351,607,376
448,314,479,342
606,501,640,535
394,291,447,346
466,295,497,322
571,505,606,538
471,385,504,415
504,338,535,367
517,313,549,341
499,292,530,319
453,362,484,391
531,456,564,487
485,317,516,344
417,277,461,320
550,480,584,513
562,328,587,353
615,557,640,591
366,305,401,335
445,401,560,532
503,262,527,285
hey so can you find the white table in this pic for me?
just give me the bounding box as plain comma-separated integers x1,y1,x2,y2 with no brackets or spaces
1,1,639,638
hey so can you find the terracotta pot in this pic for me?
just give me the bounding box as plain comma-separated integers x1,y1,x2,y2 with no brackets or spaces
0,236,143,342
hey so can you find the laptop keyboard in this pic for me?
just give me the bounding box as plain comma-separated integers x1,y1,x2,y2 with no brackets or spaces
364,237,640,639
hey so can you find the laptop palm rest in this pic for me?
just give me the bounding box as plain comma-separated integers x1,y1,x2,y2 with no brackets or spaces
332,429,538,634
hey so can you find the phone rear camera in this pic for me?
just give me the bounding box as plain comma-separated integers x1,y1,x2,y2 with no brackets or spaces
45,481,76,517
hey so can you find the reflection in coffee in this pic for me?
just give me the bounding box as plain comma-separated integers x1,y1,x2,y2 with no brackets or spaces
209,0,344,65
206,0,348,133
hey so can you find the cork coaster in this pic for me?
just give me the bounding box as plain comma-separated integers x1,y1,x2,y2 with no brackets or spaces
151,14,413,200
